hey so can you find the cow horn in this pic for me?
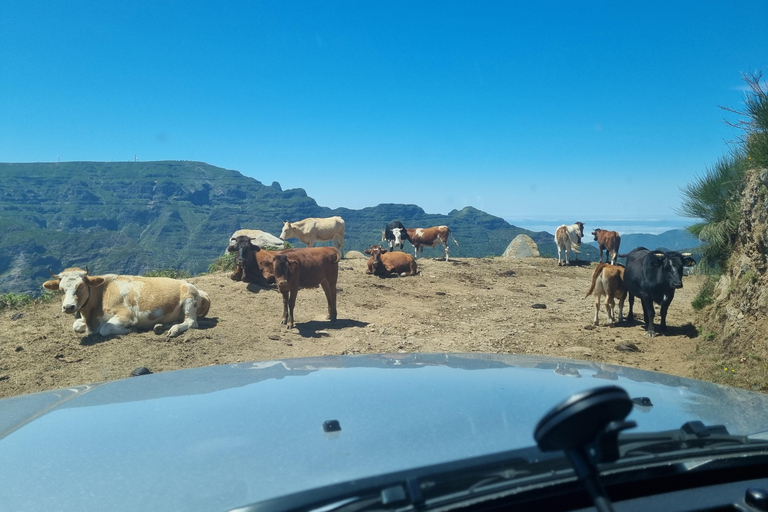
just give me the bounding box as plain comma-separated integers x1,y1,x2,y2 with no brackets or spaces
49,268,56,278
85,265,90,275
652,252,665,259
681,252,692,256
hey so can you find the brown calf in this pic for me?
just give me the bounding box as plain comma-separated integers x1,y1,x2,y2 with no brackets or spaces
405,226,458,261
364,245,418,277
272,247,340,329
592,229,622,265
585,263,627,326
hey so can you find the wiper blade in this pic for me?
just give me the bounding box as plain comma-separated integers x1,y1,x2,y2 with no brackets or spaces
617,421,768,458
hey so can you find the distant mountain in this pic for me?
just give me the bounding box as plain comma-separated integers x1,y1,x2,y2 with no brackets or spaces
1,161,576,295
588,229,701,255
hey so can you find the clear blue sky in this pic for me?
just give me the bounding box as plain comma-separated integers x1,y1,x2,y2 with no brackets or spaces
2,1,766,233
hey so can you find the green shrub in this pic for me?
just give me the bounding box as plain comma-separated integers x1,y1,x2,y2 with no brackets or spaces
144,268,191,279
692,276,717,311
0,293,34,310
208,252,237,273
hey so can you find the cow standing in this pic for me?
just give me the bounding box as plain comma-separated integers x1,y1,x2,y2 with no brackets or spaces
623,247,696,337
364,245,418,277
280,216,345,258
382,220,410,252
585,263,627,326
42,267,211,338
555,222,584,266
405,226,458,261
592,229,621,265
272,247,340,329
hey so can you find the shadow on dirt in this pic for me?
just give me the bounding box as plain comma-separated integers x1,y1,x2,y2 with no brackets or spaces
293,319,368,338
79,317,221,345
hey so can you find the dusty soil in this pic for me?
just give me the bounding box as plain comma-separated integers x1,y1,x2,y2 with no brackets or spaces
0,255,706,399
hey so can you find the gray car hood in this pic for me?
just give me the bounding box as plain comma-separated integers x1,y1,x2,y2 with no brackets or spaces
1,353,767,512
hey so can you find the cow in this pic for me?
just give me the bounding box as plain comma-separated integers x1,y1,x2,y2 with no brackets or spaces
272,247,340,329
280,216,345,257
585,262,627,326
382,220,410,252
622,247,697,337
592,229,622,265
364,245,418,277
405,226,458,261
226,235,292,286
42,267,211,338
555,222,585,266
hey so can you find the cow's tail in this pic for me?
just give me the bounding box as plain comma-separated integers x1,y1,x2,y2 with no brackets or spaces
450,230,459,246
585,263,607,298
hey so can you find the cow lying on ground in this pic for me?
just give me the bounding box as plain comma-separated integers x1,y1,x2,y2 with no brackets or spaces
555,222,584,266
280,216,345,257
622,247,696,337
272,247,340,329
405,226,458,261
585,263,627,326
592,229,621,265
382,220,410,251
364,245,418,277
43,267,211,338
227,235,292,286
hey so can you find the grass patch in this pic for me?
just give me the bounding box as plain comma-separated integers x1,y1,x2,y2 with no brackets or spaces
0,290,57,310
144,268,191,279
691,276,717,311
208,252,236,273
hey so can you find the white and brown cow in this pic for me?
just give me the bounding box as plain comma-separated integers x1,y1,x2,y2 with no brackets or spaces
584,262,627,326
405,226,458,261
555,221,584,266
43,267,211,338
280,216,345,257
592,228,622,265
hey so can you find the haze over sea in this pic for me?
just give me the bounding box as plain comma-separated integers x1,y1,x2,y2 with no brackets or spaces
506,217,693,236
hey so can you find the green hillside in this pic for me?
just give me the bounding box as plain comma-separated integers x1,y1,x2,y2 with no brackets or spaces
1,161,584,295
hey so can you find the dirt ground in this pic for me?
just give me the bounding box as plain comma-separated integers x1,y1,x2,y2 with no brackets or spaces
0,254,706,399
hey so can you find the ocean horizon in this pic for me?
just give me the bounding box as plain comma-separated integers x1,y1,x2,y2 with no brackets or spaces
505,218,696,236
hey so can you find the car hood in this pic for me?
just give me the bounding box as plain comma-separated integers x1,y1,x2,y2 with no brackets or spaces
1,353,767,512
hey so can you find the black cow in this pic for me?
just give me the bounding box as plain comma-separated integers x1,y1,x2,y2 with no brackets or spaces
382,220,410,252
623,247,696,337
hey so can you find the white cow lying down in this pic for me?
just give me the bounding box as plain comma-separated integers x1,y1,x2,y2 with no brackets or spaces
43,267,211,338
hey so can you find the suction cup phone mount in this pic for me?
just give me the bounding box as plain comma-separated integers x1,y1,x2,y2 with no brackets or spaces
534,386,636,512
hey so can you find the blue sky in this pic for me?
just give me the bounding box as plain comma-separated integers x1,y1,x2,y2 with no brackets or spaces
1,1,766,234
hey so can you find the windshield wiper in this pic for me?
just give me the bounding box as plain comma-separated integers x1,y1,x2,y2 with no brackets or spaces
616,421,768,459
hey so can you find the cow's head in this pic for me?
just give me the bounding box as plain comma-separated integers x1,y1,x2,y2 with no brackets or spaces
650,251,697,289
42,267,106,314
391,228,404,246
575,222,585,239
279,221,292,241
591,229,601,241
227,236,260,266
273,254,298,291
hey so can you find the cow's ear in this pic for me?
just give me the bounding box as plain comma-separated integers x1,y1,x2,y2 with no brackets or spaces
288,260,299,273
364,249,371,255
250,243,261,252
42,280,60,291
684,257,697,267
380,248,388,254
226,244,237,253
85,276,106,287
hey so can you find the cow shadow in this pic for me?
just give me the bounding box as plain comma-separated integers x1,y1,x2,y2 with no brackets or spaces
620,317,699,338
563,259,592,267
293,319,368,338
246,282,277,294
78,317,221,346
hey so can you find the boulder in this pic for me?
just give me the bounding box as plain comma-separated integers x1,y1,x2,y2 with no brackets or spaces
228,229,284,250
502,234,540,258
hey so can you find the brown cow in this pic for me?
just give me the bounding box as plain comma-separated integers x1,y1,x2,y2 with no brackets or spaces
227,235,295,287
364,245,418,277
585,262,627,326
592,229,622,265
272,247,340,329
405,226,458,261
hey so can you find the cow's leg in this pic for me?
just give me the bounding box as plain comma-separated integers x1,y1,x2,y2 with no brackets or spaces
641,298,656,337
593,293,601,325
73,317,88,334
443,241,449,261
610,251,617,266
98,312,134,336
605,296,615,325
280,291,290,325
616,294,625,323
627,293,635,321
320,280,337,322
659,298,672,332
286,289,298,329
166,297,199,338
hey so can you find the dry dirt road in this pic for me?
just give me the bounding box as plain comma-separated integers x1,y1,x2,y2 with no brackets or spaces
0,254,705,399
